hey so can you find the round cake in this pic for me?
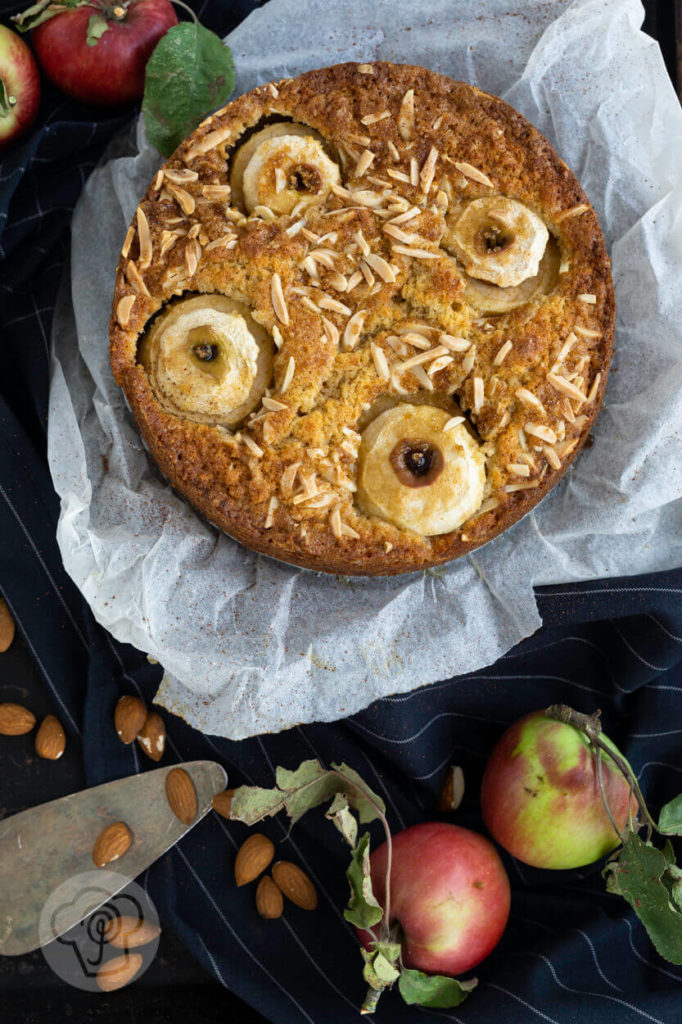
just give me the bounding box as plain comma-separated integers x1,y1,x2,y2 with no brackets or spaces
109,62,614,576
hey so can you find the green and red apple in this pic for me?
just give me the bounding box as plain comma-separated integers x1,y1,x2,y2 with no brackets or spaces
358,822,511,976
0,25,40,153
481,710,637,870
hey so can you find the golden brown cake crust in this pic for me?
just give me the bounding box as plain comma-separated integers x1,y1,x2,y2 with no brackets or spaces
109,62,614,576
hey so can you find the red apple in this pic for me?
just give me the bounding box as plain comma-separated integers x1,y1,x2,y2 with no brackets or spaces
0,25,40,153
481,710,637,870
358,822,510,977
30,0,177,107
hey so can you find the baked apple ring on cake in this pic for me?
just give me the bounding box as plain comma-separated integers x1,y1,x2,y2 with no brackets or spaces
109,62,614,575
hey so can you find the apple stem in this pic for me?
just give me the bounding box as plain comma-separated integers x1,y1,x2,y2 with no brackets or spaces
595,747,623,840
361,986,383,1014
169,0,199,24
545,704,657,838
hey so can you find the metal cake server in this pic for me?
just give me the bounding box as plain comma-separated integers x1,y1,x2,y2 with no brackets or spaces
0,760,226,956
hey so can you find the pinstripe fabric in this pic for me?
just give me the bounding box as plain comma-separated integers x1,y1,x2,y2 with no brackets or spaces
2,1,682,1021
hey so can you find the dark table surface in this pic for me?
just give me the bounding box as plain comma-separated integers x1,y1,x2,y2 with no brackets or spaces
1,2,680,1023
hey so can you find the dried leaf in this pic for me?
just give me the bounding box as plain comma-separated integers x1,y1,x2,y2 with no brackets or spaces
332,762,386,823
343,832,383,930
326,792,358,848
659,794,682,836
398,968,478,1008
362,949,400,990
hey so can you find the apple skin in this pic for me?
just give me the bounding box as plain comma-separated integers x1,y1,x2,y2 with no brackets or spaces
0,25,41,153
358,822,511,977
31,0,178,107
481,710,637,870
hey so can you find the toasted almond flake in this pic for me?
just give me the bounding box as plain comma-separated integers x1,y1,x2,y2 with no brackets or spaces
329,506,343,539
559,257,571,274
578,293,597,304
432,115,444,131
518,428,528,450
280,356,295,393
515,387,544,412
557,332,577,363
321,316,340,347
184,238,201,276
165,167,199,185
427,354,454,376
253,205,276,221
302,256,320,283
574,324,601,340
341,521,361,539
187,124,235,158
274,166,287,193
410,364,434,391
525,423,557,444
340,439,358,458
473,377,484,412
357,63,374,74
543,445,562,470
281,461,301,495
346,189,385,209
271,273,289,324
309,248,336,269
371,342,391,380
390,370,409,395
507,462,531,477
327,271,348,292
557,438,580,458
319,295,351,315
391,244,440,260
121,225,135,259
494,340,512,365
476,497,500,515
267,82,279,98
346,132,372,147
504,481,540,492
387,206,421,225
409,156,419,187
187,223,201,239
343,310,367,350
355,229,370,257
300,296,321,314
272,324,284,351
462,344,476,376
116,294,135,327
420,146,439,193
354,149,375,178
434,189,449,216
383,223,422,244
158,230,179,256
443,416,465,432
167,183,195,216
453,161,494,188
151,170,164,191
361,110,391,125
586,372,602,403
364,252,396,283
384,541,393,553
399,331,432,350
387,168,411,184
387,140,400,160
555,203,590,222
563,398,576,423
547,371,586,403
346,270,363,291
262,396,288,413
265,496,279,528
397,89,414,141
285,219,305,237
400,345,448,370
439,333,471,353
125,260,150,297
204,233,238,252
242,434,263,458
359,261,375,287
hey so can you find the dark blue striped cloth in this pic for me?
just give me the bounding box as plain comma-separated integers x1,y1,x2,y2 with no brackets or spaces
2,2,682,1021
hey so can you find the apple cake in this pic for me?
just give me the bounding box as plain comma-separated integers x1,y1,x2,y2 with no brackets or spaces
109,62,614,576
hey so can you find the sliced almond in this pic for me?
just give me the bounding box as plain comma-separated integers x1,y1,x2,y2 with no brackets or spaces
116,295,136,328
0,702,35,736
165,767,197,825
136,711,166,762
35,715,66,760
114,695,147,745
93,821,133,868
436,766,465,811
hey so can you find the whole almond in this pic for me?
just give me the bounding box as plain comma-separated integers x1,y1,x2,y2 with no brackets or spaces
96,952,144,992
212,788,235,819
114,695,147,744
0,598,15,652
165,767,197,825
272,861,318,910
256,875,284,920
234,833,274,886
35,715,66,760
93,821,133,868
104,915,161,949
0,702,36,736
136,711,165,762
436,765,465,812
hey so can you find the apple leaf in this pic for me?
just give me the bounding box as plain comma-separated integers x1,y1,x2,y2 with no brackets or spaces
230,784,287,825
142,22,235,158
344,832,383,930
659,795,682,836
362,949,400,990
326,793,358,849
332,762,386,823
398,968,478,1008
86,13,109,47
12,0,85,32
603,832,682,964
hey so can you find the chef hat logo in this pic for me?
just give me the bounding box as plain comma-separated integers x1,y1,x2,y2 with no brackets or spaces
39,870,160,992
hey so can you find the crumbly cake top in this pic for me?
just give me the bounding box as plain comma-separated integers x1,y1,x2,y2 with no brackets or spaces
109,61,614,576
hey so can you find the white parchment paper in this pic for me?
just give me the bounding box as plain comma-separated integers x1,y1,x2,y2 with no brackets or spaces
47,0,682,739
